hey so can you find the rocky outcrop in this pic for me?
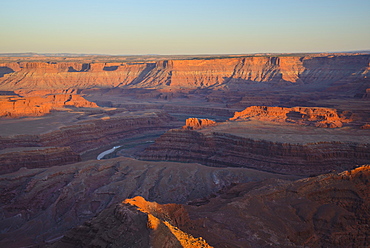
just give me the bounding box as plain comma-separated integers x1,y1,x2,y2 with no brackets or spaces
0,94,98,118
0,55,369,91
0,112,175,153
185,165,370,247
140,129,370,176
0,147,80,174
0,157,294,247
53,196,212,248
183,118,216,130
231,105,350,128
52,166,370,248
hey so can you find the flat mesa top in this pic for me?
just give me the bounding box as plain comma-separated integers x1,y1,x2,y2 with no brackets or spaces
200,120,370,144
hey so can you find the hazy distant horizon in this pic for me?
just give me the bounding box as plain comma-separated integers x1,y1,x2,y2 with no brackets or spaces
1,0,369,55
1,50,370,58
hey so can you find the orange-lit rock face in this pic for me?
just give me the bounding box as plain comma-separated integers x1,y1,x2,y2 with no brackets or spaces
231,105,348,128
0,55,368,90
0,94,98,117
183,118,216,130
124,196,213,248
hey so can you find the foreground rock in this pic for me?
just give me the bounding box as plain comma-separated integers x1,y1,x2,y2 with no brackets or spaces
52,165,370,248
0,157,295,247
53,196,212,248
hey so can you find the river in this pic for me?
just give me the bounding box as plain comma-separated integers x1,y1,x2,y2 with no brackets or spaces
97,145,122,160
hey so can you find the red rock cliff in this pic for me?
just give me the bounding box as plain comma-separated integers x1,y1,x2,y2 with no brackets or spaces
0,94,98,117
231,105,350,128
0,55,368,90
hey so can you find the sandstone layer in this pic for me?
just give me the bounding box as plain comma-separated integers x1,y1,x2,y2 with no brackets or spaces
0,55,368,91
0,157,296,247
140,129,370,176
53,196,212,248
51,165,370,248
0,111,175,153
183,118,217,130
231,106,351,128
0,147,80,174
0,94,98,117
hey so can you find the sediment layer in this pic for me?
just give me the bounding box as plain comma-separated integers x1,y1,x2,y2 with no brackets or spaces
0,94,98,117
0,112,175,153
0,55,368,90
231,105,352,128
0,147,80,174
140,129,370,175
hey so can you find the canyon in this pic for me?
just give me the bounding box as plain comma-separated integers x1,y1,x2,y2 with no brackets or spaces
0,53,369,247
51,165,370,248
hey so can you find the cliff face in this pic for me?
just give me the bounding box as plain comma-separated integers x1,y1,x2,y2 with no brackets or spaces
53,196,212,248
51,166,370,248
0,147,80,174
231,106,350,128
0,94,98,117
0,62,147,90
183,118,217,130
0,55,368,90
140,129,370,176
0,157,293,247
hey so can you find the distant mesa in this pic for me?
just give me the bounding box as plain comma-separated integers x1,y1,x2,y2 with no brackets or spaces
0,54,369,92
0,93,98,118
231,105,350,128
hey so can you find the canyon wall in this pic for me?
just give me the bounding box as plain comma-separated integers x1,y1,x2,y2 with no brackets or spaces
0,55,368,91
0,94,98,117
140,129,370,175
231,106,351,128
0,147,80,174
0,112,175,153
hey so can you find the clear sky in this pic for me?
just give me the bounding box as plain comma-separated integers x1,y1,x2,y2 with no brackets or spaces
1,0,369,55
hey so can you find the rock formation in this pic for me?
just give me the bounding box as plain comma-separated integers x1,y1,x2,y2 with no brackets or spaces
0,111,175,153
0,53,369,248
231,105,350,128
140,129,370,176
0,157,295,247
52,196,212,248
0,147,80,174
183,118,216,130
51,165,370,248
0,55,369,92
0,94,98,118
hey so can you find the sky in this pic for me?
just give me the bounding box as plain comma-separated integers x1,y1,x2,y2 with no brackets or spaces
1,0,369,55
